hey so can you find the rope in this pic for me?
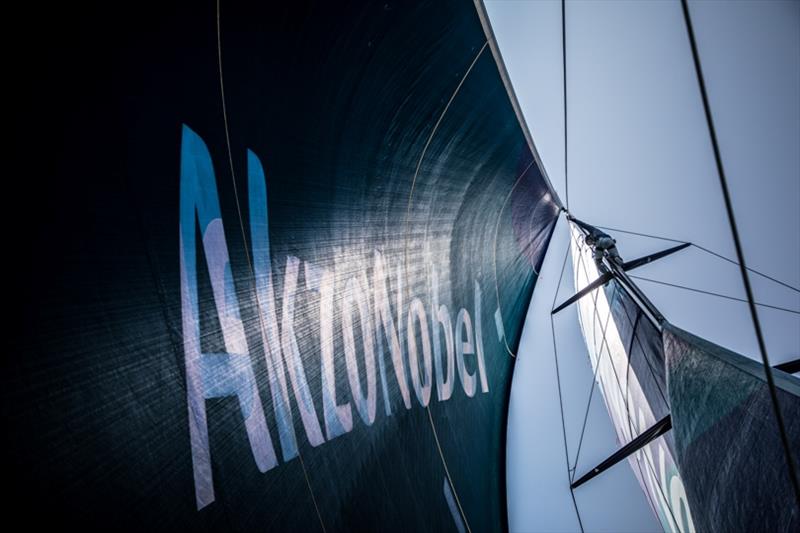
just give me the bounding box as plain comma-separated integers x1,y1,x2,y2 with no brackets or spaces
573,237,683,530
550,239,584,532
681,0,800,506
493,159,536,358
629,275,800,315
402,42,488,533
595,225,800,294
216,2,326,530
569,342,603,483
561,0,569,210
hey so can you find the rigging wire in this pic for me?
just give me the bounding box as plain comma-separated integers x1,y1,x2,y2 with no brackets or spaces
629,275,800,316
551,239,584,532
595,225,800,294
680,0,800,506
562,0,569,210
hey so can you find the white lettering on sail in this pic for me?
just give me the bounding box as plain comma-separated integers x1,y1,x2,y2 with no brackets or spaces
179,126,502,509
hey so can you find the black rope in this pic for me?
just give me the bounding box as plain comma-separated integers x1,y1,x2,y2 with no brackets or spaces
680,0,800,506
550,241,584,532
561,0,569,210
596,225,800,294
629,275,800,315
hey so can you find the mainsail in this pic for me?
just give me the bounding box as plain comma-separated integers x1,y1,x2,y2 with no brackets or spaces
6,0,560,531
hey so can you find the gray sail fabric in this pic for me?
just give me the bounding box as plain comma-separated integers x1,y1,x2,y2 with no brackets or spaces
664,323,800,533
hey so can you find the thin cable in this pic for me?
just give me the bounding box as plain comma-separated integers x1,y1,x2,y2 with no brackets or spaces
401,43,487,533
561,0,569,210
596,225,800,294
216,2,327,530
493,159,536,358
570,330,605,483
689,243,800,293
570,248,629,484
550,241,584,532
404,42,488,236
681,0,800,506
630,275,800,315
426,407,472,533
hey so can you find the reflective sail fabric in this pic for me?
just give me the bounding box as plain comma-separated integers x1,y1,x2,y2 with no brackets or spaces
664,323,800,533
5,0,560,531
569,225,696,532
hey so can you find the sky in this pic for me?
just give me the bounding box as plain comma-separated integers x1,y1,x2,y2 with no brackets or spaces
485,1,800,531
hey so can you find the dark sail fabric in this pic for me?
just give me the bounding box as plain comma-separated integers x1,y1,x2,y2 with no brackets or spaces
569,226,696,532
5,0,559,531
663,323,800,533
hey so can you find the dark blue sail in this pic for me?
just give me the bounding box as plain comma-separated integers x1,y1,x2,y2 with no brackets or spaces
5,1,559,531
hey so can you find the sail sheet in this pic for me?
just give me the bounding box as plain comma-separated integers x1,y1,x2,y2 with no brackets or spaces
5,0,559,530
664,323,800,533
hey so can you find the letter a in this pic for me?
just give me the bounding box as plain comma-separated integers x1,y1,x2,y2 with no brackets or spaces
179,125,277,510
